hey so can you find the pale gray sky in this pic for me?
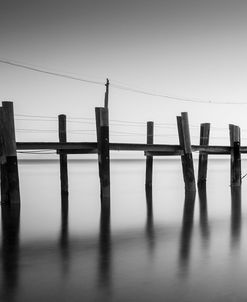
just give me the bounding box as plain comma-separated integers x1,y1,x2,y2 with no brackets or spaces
1,0,247,146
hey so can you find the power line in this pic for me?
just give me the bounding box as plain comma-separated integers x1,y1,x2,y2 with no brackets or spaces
0,58,104,86
111,82,247,105
2,57,247,105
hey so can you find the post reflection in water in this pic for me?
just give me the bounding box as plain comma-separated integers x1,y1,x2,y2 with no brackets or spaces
179,190,196,276
59,191,70,276
230,186,242,249
1,204,20,302
98,208,112,291
198,183,210,246
145,185,155,254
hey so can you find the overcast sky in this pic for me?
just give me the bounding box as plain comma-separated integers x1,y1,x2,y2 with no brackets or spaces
1,0,247,145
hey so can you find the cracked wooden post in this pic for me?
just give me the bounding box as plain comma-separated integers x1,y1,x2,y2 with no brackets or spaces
58,114,68,195
229,124,241,186
0,102,20,204
198,123,210,185
145,121,154,189
177,112,196,192
95,107,110,211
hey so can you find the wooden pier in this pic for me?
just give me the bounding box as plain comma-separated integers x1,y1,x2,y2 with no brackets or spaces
0,98,244,207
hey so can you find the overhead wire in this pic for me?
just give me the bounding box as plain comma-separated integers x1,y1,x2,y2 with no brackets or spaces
2,57,247,105
15,114,247,133
0,58,104,86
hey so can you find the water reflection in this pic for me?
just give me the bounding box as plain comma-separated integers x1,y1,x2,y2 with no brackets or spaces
98,209,112,290
59,191,70,276
145,186,155,254
1,204,20,302
198,183,210,246
230,186,242,249
179,190,196,276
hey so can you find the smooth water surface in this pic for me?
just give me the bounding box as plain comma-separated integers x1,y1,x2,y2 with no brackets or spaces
1,158,247,301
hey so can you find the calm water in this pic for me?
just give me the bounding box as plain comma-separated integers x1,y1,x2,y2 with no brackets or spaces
1,158,247,301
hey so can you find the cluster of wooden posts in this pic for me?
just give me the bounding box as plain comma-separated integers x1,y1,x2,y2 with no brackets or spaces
0,100,243,210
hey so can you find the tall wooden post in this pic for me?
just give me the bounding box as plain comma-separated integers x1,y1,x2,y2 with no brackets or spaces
0,102,20,204
229,124,241,186
145,121,154,188
177,112,196,192
95,107,110,210
0,107,8,203
58,115,68,195
198,123,210,185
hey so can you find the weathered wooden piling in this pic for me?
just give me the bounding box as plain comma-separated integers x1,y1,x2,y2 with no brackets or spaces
229,124,241,186
95,107,110,210
177,112,196,192
1,203,20,296
198,123,210,184
198,183,210,241
98,207,111,286
58,115,68,194
145,121,154,188
231,186,241,247
0,102,20,204
0,107,8,203
179,189,196,271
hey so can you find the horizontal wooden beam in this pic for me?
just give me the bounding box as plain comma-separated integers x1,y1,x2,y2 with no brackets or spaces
191,145,231,153
57,149,97,154
16,142,98,150
110,143,181,152
16,142,182,152
15,141,247,155
145,151,183,156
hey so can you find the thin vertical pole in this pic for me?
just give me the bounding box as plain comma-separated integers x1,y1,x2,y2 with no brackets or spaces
58,115,68,194
145,121,154,188
104,79,109,109
198,123,210,184
95,107,110,210
1,102,20,204
177,112,196,192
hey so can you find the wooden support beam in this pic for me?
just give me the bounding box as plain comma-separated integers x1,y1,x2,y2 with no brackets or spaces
95,107,110,210
57,149,97,155
198,123,210,184
229,124,241,186
17,142,98,150
58,115,68,195
1,102,20,204
177,113,196,192
145,121,154,188
15,141,247,155
145,150,182,156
